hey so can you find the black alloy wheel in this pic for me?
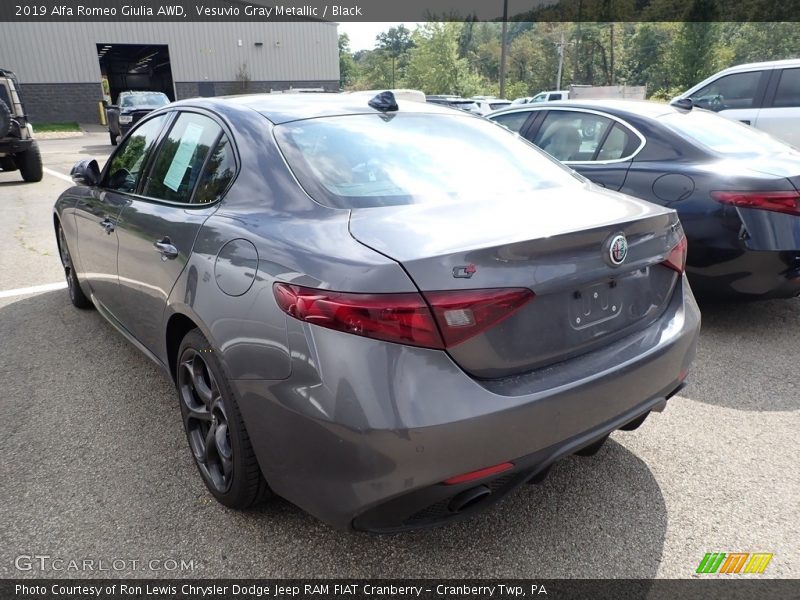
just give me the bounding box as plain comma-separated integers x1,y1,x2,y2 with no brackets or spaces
177,329,270,508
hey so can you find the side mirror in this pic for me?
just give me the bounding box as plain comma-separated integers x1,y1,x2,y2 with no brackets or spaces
670,97,693,111
70,159,101,186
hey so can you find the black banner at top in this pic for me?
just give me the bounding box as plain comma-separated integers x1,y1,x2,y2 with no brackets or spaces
1,0,800,22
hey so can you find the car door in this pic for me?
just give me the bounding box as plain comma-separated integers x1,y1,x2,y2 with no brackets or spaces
74,113,169,316
114,110,236,353
525,109,640,190
754,67,800,147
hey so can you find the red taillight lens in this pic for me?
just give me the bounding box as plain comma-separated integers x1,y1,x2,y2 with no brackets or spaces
711,190,800,217
273,284,535,349
662,235,688,273
424,288,535,347
443,461,515,485
273,283,444,349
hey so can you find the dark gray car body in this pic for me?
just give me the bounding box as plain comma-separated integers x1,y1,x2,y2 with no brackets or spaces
54,95,700,530
488,100,800,299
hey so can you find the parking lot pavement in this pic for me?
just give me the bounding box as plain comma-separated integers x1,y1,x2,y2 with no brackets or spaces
1,135,798,579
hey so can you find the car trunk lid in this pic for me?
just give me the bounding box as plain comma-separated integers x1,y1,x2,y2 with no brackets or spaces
349,186,684,378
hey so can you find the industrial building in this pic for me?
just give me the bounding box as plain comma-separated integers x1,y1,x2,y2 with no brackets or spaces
0,20,339,123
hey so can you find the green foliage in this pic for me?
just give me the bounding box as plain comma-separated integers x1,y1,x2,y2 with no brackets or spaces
339,21,798,100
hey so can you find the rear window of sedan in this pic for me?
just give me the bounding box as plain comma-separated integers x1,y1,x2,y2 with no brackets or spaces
273,113,582,209
660,110,798,155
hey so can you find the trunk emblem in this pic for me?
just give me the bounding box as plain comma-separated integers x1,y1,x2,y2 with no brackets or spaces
453,264,477,278
608,234,628,266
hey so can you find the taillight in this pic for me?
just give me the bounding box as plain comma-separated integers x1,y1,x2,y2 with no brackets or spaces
425,288,534,347
711,190,800,217
273,284,534,349
662,235,688,273
273,284,443,349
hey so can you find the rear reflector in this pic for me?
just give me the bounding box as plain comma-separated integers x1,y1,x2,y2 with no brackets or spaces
443,462,515,485
273,284,534,350
711,190,800,217
662,234,688,273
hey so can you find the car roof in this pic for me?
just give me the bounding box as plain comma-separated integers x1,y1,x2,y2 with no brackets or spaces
714,58,800,73
172,92,462,124
489,99,677,120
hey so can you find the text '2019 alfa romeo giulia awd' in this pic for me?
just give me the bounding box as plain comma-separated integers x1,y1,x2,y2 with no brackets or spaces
54,92,700,531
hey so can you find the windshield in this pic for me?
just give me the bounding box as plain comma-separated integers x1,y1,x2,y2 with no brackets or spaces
120,92,169,108
274,113,583,209
660,109,798,155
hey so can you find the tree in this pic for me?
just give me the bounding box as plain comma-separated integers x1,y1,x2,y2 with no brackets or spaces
338,33,356,89
405,23,484,96
376,25,414,88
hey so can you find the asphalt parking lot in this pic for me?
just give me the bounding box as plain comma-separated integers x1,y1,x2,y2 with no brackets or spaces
1,132,798,579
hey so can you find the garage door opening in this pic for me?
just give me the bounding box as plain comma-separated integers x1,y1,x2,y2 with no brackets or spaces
97,43,175,104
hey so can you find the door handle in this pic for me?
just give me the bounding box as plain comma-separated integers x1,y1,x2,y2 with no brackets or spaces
153,237,179,260
740,119,751,125
99,218,115,234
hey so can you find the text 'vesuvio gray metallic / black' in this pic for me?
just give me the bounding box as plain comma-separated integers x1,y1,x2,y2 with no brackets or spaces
53,92,700,531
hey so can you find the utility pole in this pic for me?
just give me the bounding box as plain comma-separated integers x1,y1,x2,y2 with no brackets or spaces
499,0,509,98
609,23,615,85
556,31,565,91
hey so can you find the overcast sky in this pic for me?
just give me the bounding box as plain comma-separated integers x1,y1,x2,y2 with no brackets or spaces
337,23,422,52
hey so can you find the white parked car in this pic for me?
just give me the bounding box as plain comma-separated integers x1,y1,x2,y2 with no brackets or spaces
674,59,800,147
469,98,512,115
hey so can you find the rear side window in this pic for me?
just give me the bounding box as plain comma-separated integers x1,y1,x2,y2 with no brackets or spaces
772,68,800,108
596,123,638,161
274,113,581,209
690,70,763,111
531,111,613,162
194,135,236,204
143,112,222,203
491,111,531,133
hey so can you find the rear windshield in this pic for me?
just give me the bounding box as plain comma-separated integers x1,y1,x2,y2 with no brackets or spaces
274,113,582,209
120,92,169,108
660,110,798,155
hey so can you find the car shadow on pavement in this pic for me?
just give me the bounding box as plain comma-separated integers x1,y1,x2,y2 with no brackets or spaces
0,291,667,580
681,297,800,412
0,179,29,187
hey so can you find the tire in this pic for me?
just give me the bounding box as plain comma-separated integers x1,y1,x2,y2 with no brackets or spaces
57,224,93,309
0,99,10,138
109,130,118,146
177,329,271,508
16,141,43,182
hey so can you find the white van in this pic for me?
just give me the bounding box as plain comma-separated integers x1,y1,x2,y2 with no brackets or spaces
674,59,800,147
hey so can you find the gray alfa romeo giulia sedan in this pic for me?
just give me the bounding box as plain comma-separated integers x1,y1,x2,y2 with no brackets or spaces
54,92,700,531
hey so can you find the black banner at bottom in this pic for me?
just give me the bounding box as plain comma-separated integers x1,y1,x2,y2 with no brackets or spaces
4,579,800,600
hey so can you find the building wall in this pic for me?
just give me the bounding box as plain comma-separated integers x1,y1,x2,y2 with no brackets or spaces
0,21,339,122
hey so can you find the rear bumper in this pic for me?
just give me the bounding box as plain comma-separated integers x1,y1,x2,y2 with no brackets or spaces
233,276,700,531
0,137,34,154
688,249,800,299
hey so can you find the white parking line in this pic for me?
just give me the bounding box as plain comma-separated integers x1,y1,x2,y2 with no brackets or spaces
43,167,73,184
0,281,67,299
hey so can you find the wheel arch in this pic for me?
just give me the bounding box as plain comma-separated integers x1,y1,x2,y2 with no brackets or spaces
165,312,201,382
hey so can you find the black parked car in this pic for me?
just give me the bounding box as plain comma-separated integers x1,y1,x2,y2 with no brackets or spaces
489,100,800,299
106,91,170,146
